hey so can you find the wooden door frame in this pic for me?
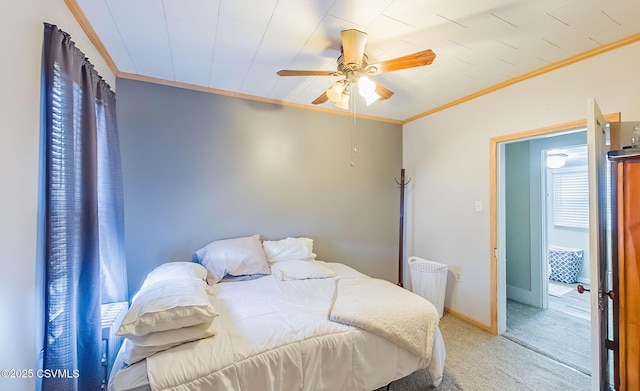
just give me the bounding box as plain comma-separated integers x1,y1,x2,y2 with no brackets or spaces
489,112,621,334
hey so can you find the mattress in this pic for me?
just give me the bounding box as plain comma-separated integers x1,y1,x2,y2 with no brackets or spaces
109,262,445,391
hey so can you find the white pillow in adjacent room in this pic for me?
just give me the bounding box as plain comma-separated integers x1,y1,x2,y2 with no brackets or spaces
194,234,270,284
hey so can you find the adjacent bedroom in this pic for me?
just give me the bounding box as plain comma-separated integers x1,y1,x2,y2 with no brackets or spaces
3,1,640,391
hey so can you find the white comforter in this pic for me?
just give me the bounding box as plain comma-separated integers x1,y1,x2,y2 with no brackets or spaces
113,263,445,391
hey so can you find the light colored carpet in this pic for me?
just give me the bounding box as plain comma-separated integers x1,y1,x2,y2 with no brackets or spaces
504,300,591,375
376,314,590,390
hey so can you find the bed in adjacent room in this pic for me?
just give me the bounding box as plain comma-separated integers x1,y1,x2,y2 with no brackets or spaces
108,235,445,391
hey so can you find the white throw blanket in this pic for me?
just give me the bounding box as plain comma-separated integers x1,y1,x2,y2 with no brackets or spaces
329,278,439,358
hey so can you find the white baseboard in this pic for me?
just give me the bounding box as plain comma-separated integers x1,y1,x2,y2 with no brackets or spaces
577,276,590,285
506,284,532,305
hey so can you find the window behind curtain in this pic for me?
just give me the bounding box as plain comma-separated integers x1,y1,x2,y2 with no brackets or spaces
41,23,127,390
96,87,127,305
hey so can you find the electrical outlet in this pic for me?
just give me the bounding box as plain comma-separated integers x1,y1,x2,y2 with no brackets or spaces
449,266,461,282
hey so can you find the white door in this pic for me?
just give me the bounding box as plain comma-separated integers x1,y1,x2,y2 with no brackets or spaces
586,98,611,391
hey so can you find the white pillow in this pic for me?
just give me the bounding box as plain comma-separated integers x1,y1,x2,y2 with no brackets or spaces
117,278,217,338
194,234,270,284
123,318,213,346
270,260,336,281
122,321,216,365
262,237,315,263
143,262,208,286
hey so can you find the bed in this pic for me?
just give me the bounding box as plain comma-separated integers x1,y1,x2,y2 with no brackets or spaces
108,236,445,391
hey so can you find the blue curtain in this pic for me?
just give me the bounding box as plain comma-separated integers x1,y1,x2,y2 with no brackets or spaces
42,23,127,390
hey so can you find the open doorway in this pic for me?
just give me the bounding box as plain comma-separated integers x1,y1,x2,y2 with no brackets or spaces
501,131,592,375
544,144,591,322
491,109,620,390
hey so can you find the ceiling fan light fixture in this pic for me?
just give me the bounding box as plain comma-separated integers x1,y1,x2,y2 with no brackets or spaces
326,81,345,102
357,76,379,105
335,91,350,110
362,90,380,106
357,76,374,93
276,28,436,108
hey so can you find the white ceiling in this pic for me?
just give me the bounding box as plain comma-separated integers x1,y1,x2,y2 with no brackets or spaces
76,0,640,122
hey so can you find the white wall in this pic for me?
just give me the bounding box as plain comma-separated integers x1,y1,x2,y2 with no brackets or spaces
0,2,114,389
403,41,640,326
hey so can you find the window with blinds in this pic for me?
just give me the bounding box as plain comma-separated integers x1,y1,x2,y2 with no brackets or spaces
43,23,127,389
552,169,589,229
46,62,84,354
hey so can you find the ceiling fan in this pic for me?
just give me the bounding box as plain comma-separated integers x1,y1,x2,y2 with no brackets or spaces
277,29,436,110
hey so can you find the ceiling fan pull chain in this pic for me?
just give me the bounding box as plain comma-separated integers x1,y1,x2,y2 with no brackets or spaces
351,92,358,167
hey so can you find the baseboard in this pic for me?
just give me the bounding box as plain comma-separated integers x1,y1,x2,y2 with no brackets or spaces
506,284,532,305
443,307,492,333
577,277,590,285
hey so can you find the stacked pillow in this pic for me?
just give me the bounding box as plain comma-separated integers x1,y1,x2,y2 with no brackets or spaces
193,234,271,284
116,262,217,365
262,237,316,263
262,237,335,280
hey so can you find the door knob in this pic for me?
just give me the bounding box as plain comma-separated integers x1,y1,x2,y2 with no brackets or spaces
577,284,590,294
577,284,615,300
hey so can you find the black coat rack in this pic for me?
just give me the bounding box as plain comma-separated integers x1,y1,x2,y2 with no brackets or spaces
395,169,411,287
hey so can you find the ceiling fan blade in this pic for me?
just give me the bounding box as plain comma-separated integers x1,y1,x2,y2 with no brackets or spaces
341,29,367,67
374,83,394,101
312,92,329,105
367,49,436,75
277,70,337,77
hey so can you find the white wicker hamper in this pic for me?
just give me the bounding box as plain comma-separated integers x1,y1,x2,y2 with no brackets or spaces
408,256,448,318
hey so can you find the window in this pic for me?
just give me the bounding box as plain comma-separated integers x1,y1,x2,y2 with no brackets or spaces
42,23,127,390
552,168,589,229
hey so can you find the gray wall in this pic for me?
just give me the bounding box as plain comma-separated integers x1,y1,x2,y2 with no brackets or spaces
116,78,402,296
